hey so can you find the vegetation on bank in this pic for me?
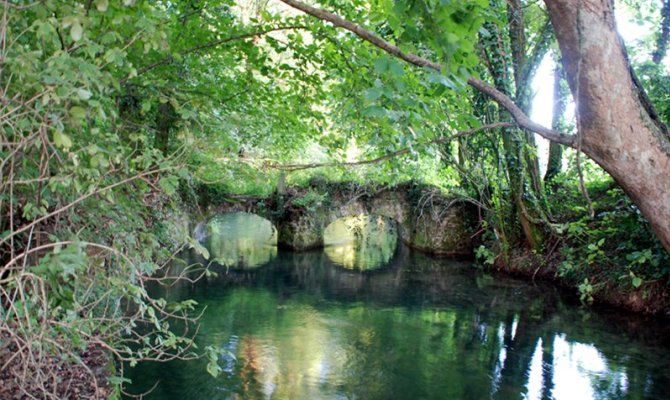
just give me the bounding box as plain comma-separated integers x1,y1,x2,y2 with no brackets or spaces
1,0,669,398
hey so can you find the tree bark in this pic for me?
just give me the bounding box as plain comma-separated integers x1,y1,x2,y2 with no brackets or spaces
481,14,543,249
653,0,670,64
507,0,544,203
544,63,567,183
507,0,526,88
546,0,670,250
155,102,177,156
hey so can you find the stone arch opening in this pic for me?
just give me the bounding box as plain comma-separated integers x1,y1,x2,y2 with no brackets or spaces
323,214,400,270
200,212,278,269
196,185,476,255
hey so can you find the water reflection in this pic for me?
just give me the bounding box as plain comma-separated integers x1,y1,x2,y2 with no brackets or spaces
323,214,398,270
126,250,670,400
204,212,277,269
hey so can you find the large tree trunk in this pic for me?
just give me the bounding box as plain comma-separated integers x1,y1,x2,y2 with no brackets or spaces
481,13,544,249
546,0,670,250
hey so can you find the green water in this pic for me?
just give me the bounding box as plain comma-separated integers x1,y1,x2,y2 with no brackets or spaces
204,212,278,269
324,214,398,270
125,214,670,400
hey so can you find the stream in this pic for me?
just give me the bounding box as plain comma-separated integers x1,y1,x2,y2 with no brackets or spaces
125,213,670,399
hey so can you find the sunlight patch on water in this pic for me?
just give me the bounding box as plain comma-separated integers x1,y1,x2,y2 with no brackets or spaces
323,214,398,270
524,338,544,400
552,334,606,400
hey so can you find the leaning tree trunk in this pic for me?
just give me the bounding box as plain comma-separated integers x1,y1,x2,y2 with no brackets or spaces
546,0,670,251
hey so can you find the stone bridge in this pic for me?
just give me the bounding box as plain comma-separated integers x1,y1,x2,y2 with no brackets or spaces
196,183,479,256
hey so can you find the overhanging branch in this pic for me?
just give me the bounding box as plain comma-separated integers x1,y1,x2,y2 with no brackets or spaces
265,122,514,171
127,25,309,81
277,0,576,148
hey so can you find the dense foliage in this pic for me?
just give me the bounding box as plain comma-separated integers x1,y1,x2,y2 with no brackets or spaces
1,0,669,398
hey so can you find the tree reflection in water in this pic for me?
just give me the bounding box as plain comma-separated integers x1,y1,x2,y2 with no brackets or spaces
324,214,398,270
205,212,277,269
126,222,670,400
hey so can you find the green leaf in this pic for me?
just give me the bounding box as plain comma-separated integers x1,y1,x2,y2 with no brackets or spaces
374,57,389,74
446,32,460,45
362,106,386,118
189,237,210,260
108,376,131,386
70,21,83,42
104,48,126,66
69,106,87,122
77,88,92,100
90,153,109,168
53,130,73,149
388,59,404,77
158,176,178,195
205,346,223,378
632,277,642,288
427,71,456,90
137,262,157,275
363,87,383,101
95,0,109,12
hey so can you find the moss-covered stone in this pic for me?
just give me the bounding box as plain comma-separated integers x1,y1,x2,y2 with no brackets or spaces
199,182,478,255
276,214,325,250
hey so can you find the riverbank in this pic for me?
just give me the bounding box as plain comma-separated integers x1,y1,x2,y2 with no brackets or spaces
491,248,670,316
0,342,111,399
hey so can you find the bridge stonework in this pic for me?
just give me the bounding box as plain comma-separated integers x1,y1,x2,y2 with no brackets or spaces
197,184,479,257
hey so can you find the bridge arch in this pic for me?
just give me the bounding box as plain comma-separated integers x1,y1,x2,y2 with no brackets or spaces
323,214,400,270
196,212,278,270
197,184,477,256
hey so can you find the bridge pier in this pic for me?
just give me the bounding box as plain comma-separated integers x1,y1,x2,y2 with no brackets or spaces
198,183,479,256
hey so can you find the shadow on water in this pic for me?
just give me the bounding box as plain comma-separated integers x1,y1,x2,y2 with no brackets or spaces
125,213,670,400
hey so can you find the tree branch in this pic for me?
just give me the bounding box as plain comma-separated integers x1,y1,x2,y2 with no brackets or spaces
277,0,576,148
265,122,514,171
0,167,173,248
128,25,309,80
